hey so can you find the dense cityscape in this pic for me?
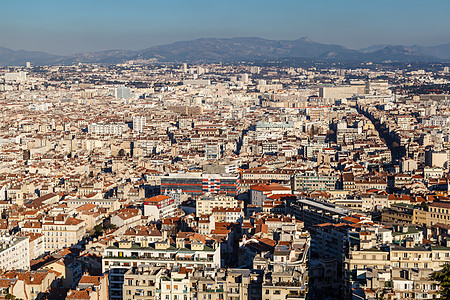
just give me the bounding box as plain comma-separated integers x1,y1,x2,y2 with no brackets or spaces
0,60,448,300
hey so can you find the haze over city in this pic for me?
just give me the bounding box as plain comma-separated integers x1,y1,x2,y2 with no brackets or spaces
1,0,450,54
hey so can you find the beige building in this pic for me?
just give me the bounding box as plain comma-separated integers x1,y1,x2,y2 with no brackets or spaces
66,274,109,300
111,208,142,230
196,194,243,217
42,214,86,252
424,202,450,227
212,207,244,223
348,243,450,299
319,85,366,100
1,269,58,300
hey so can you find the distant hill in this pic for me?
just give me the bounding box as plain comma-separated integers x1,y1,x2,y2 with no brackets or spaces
135,37,363,62
57,49,138,65
0,37,449,66
0,47,61,66
409,43,450,60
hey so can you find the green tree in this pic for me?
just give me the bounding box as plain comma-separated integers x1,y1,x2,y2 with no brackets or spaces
94,225,103,234
431,263,450,299
106,224,117,230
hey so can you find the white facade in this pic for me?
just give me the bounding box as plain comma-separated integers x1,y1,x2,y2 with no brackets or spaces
115,86,131,99
4,72,27,82
0,236,30,270
103,242,221,274
88,123,127,135
144,200,178,221
133,116,146,133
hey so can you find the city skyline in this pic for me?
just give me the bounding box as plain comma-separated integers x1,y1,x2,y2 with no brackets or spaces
2,1,450,299
1,0,450,55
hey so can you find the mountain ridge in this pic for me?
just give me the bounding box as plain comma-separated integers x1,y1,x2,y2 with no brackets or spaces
0,37,449,66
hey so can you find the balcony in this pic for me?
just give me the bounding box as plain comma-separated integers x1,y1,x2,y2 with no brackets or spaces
104,254,214,263
286,296,306,300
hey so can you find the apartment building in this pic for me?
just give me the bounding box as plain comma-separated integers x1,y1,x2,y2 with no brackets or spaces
42,214,86,252
66,274,109,300
111,208,142,230
212,207,244,223
122,266,263,300
250,183,292,208
293,170,339,191
196,194,243,217
290,198,349,228
0,269,58,300
88,123,127,135
143,195,178,221
348,243,450,299
103,239,221,300
0,236,30,271
161,173,239,196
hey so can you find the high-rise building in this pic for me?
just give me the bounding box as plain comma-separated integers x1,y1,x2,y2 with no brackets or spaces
115,86,131,99
26,61,31,68
132,116,146,133
445,66,450,73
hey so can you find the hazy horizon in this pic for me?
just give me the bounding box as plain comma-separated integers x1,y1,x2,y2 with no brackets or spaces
2,0,450,55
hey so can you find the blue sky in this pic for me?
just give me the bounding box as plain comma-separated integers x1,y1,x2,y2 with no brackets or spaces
1,0,450,55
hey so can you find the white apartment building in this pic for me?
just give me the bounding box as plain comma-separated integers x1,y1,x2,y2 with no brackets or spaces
88,123,127,135
115,86,132,99
103,240,220,273
132,116,146,133
4,72,27,82
104,239,220,300
143,195,178,221
0,236,30,270
22,233,45,260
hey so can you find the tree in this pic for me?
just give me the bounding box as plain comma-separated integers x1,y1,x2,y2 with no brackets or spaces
106,224,117,230
94,225,103,234
431,263,450,299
